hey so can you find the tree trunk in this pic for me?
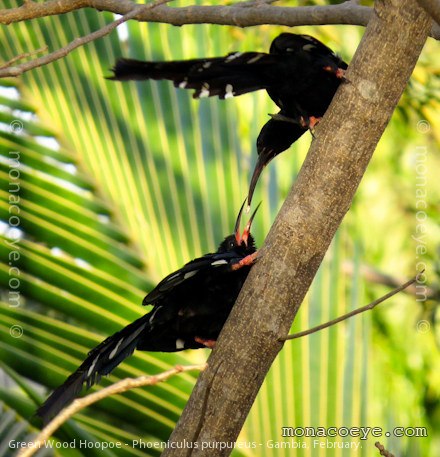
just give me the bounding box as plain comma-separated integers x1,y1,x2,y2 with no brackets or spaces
162,1,430,456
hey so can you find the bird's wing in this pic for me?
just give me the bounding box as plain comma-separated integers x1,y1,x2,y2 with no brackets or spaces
143,250,245,305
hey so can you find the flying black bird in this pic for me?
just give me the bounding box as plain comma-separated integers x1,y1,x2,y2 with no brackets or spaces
109,33,348,204
36,202,259,424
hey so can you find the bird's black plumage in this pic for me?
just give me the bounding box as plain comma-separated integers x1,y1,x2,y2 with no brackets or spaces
109,33,348,204
36,203,259,424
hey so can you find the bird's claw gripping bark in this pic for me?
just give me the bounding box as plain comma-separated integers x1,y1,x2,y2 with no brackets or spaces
323,65,347,80
195,337,216,349
300,115,321,131
231,251,258,271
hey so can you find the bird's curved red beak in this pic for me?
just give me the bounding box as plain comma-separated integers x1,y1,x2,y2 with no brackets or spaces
234,200,261,246
247,153,269,208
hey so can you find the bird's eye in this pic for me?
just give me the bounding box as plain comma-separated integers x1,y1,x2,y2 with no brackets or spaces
229,241,235,249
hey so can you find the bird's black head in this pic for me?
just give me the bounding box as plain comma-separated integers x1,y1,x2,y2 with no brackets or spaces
218,233,256,255
246,116,306,206
217,201,260,255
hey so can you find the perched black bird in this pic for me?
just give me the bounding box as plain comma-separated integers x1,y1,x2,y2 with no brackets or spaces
36,202,259,424
109,33,348,204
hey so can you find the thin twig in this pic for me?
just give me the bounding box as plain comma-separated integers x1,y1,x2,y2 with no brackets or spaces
18,363,207,457
375,441,395,457
280,271,424,341
0,46,48,70
0,0,172,78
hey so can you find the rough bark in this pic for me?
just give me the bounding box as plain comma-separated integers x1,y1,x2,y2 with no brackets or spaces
417,0,440,25
1,1,439,39
0,1,373,26
162,1,431,456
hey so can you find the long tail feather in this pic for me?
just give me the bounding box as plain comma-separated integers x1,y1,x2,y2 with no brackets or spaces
108,53,271,99
108,57,206,81
36,315,150,424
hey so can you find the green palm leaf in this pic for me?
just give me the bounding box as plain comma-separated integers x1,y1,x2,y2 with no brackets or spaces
1,2,438,456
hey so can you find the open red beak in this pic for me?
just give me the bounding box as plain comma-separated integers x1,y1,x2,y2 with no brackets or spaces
234,200,261,246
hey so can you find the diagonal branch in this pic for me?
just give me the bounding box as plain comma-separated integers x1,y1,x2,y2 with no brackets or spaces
18,364,207,457
161,1,431,455
282,271,423,341
0,0,171,78
0,1,373,26
2,0,439,39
